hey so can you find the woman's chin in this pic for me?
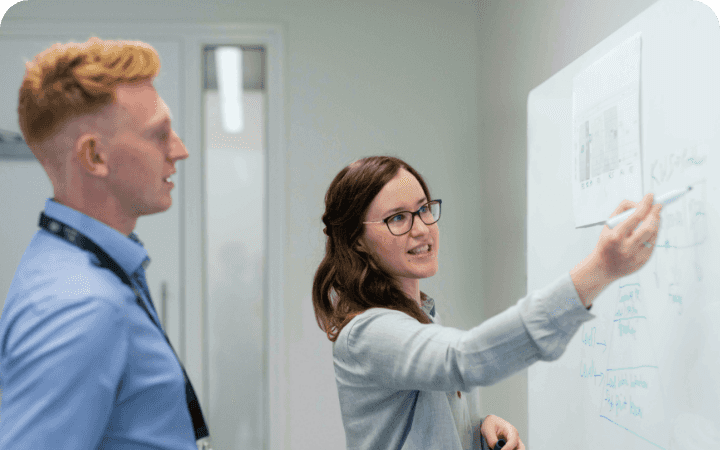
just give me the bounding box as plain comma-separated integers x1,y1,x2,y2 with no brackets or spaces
410,265,439,279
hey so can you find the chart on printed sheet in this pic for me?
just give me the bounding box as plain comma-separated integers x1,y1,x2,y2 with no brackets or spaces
572,33,643,227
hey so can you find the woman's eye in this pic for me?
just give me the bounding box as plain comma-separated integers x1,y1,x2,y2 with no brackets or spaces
419,205,429,213
390,214,404,223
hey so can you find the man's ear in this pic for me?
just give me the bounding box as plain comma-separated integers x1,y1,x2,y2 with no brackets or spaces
75,134,109,177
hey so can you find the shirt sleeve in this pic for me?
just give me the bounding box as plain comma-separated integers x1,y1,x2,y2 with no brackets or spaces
0,289,129,449
335,272,594,392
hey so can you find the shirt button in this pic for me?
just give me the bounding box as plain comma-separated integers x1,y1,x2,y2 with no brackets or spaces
457,391,462,399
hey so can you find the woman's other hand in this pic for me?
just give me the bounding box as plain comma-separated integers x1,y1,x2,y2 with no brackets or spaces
571,193,662,307
480,414,525,449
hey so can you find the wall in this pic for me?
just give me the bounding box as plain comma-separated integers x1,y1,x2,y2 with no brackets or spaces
1,1,481,448
1,0,677,447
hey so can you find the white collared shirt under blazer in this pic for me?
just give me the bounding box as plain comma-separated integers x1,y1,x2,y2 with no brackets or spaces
333,273,595,449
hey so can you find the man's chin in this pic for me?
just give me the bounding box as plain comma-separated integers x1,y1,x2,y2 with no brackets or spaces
154,201,172,214
137,200,172,217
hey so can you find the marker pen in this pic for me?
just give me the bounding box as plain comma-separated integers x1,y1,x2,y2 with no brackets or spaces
605,186,692,229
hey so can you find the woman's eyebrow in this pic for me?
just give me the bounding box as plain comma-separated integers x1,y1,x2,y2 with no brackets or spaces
383,197,428,216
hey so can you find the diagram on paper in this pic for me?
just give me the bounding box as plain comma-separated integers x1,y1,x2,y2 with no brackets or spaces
573,33,643,227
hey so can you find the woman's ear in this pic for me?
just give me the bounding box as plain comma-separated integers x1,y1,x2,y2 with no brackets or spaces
354,237,366,253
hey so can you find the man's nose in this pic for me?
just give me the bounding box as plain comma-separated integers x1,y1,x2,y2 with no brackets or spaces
170,131,189,161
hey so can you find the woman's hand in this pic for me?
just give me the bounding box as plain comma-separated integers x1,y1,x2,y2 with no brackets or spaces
480,415,525,449
571,193,663,307
594,193,662,281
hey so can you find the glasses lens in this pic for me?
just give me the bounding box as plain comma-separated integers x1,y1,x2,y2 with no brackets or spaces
387,201,441,235
387,212,412,235
418,203,433,223
420,201,441,224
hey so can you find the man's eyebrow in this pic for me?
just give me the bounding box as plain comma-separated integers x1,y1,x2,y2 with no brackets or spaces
383,197,428,217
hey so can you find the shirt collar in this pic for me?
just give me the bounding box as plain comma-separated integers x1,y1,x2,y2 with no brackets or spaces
421,295,436,319
43,198,150,276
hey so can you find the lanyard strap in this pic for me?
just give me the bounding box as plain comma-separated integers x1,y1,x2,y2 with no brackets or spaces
39,212,210,441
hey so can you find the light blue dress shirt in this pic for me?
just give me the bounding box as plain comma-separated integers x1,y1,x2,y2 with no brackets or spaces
0,199,196,449
333,273,595,449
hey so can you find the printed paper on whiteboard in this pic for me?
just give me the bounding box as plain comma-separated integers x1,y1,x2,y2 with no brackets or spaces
573,33,643,227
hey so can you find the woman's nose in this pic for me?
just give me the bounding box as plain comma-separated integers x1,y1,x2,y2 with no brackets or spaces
410,215,430,235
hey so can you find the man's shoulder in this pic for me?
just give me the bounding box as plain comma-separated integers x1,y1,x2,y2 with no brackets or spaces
23,230,117,276
0,238,132,363
6,232,131,315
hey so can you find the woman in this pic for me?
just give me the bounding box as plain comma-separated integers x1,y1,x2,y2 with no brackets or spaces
312,156,661,449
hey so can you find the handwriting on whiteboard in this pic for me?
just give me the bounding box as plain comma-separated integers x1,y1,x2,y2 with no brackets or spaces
649,145,708,187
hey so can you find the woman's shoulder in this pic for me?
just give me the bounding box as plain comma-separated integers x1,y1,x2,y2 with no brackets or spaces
347,306,414,327
334,307,427,356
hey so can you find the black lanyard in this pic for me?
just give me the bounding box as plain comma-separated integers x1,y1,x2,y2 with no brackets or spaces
39,212,210,441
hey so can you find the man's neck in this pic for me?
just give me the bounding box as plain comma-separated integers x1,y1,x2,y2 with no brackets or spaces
52,195,137,237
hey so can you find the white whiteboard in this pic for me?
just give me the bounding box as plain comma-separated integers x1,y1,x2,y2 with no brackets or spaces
527,0,720,448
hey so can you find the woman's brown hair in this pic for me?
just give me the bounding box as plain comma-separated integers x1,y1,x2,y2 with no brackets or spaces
312,156,434,342
17,37,160,168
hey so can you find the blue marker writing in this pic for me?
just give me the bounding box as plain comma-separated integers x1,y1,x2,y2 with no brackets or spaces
605,186,692,229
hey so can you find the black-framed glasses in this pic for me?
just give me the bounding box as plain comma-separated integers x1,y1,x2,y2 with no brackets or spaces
363,199,442,236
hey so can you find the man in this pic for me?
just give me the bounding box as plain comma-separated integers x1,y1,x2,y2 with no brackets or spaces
0,37,209,449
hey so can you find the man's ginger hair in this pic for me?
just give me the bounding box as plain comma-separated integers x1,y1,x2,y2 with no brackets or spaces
17,37,161,170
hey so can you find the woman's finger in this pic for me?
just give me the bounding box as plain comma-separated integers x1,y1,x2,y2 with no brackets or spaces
617,193,654,236
608,199,637,218
634,204,662,245
481,414,523,449
500,429,521,449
